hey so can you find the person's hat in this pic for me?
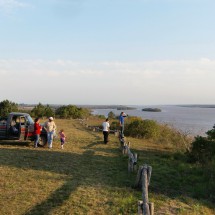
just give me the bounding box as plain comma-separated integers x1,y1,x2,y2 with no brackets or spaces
49,117,54,121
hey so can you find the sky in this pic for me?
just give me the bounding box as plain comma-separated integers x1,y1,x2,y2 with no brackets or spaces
0,0,215,105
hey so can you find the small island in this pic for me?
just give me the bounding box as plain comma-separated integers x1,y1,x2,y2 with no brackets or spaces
117,106,136,110
142,108,161,112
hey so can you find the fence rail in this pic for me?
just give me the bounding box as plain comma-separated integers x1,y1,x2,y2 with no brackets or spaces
81,121,154,215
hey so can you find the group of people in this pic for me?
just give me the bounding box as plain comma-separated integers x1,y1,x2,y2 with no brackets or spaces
102,112,127,144
34,117,66,149
34,111,127,148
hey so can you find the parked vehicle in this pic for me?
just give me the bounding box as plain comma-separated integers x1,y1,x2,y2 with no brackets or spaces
0,112,47,146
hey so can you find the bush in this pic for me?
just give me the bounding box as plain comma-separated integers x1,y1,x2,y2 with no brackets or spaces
159,124,192,151
188,125,215,164
0,100,18,117
124,119,160,139
206,125,215,140
31,103,55,118
55,105,90,119
110,121,118,130
108,111,116,119
188,136,215,164
121,118,191,151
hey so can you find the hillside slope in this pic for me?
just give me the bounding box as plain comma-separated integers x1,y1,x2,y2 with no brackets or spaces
0,119,214,214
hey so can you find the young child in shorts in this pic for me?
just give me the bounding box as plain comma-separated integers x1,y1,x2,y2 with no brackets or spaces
59,129,66,149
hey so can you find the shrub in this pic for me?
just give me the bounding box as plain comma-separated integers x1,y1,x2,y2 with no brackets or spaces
188,136,215,164
159,124,192,151
97,115,106,119
206,125,215,140
124,119,160,139
55,105,90,119
108,111,116,119
110,121,118,130
31,103,55,118
0,100,18,117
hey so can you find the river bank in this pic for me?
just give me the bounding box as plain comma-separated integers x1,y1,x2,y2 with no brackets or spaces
92,105,215,136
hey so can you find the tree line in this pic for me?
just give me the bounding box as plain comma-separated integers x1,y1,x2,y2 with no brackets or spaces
0,100,91,119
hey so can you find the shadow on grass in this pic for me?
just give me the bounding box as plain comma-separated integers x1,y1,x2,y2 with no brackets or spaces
0,144,132,214
1,140,214,213
0,140,30,147
25,179,78,215
131,148,215,209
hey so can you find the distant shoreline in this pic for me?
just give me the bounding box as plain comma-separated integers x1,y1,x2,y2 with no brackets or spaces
178,105,215,108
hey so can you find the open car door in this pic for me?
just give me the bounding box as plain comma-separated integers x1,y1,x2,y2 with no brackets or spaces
18,116,28,141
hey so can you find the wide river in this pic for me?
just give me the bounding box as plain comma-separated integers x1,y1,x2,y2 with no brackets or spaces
92,105,215,137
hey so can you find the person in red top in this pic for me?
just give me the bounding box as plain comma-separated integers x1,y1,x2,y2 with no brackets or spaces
34,118,42,148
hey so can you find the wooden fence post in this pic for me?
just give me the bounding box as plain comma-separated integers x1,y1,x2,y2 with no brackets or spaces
134,153,138,172
142,165,150,215
115,131,119,137
149,203,154,215
136,165,153,215
138,200,143,214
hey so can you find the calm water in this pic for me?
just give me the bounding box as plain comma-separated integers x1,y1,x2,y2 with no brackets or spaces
92,105,215,136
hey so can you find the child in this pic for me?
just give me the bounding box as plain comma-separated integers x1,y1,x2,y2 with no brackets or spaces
59,129,66,149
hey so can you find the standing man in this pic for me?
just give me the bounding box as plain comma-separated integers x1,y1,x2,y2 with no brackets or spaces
119,112,127,137
44,117,57,149
102,118,110,144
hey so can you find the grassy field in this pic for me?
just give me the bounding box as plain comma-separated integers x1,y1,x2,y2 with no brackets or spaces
0,118,214,215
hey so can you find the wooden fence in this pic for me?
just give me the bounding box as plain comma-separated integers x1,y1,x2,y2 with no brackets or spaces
118,133,154,215
80,120,154,215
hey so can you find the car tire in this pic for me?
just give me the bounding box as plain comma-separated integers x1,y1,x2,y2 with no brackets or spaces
38,135,47,147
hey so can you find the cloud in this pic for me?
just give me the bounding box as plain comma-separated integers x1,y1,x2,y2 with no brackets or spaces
0,58,215,104
0,0,28,13
0,58,215,83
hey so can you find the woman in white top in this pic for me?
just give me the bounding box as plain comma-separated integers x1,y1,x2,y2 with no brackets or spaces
102,118,110,144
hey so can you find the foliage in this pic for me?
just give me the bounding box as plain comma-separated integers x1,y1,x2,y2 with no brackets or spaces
55,105,90,119
188,135,215,164
159,124,192,151
110,121,118,130
122,118,191,151
188,124,215,164
124,119,160,139
206,125,215,140
108,111,116,119
31,103,55,118
97,115,106,119
0,100,18,117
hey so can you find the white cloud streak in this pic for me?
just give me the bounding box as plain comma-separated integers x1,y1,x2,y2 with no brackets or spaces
0,59,215,104
0,0,27,12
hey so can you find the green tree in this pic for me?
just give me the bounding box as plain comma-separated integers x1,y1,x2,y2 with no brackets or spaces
206,125,215,140
108,111,116,119
125,119,160,139
189,124,215,164
0,100,18,117
31,103,45,117
55,105,90,119
44,105,55,118
31,103,55,118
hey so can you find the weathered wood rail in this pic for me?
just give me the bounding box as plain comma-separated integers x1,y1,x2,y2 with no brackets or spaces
80,120,154,214
122,141,138,172
135,165,154,215
118,133,154,215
